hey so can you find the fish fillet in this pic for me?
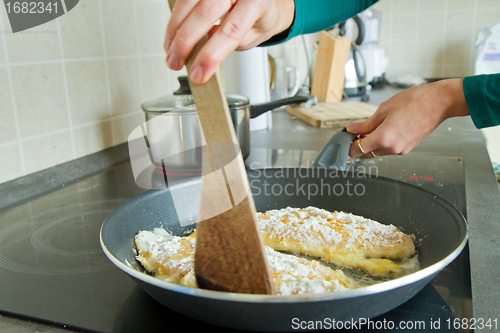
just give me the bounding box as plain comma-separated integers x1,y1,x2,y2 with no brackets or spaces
257,207,416,276
135,228,359,295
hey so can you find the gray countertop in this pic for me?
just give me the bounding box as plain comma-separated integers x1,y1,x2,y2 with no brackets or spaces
1,85,499,332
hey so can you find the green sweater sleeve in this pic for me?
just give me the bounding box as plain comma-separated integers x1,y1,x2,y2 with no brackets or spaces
463,74,500,129
261,0,379,46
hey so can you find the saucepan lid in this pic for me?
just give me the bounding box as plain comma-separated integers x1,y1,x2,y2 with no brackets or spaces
141,76,249,113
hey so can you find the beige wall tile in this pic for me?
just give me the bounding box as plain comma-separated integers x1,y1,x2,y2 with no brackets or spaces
136,0,167,54
379,14,392,43
417,41,444,66
0,144,23,183
0,6,61,62
107,58,142,116
418,13,445,40
393,0,417,14
73,121,113,158
370,0,392,13
0,28,5,63
446,12,474,39
392,15,417,40
11,64,68,138
478,0,500,8
21,131,73,174
386,65,416,77
443,65,474,77
419,0,447,12
111,112,145,145
141,55,174,101
390,41,417,67
0,67,16,144
447,0,475,11
65,60,110,125
59,0,104,58
416,65,444,78
444,40,473,65
101,0,138,56
475,9,500,33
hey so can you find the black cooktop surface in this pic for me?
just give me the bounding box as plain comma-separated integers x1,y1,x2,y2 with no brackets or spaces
0,153,472,332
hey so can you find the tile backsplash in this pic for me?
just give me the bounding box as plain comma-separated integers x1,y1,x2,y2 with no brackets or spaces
0,0,186,184
1,0,499,184
373,0,500,78
269,0,500,84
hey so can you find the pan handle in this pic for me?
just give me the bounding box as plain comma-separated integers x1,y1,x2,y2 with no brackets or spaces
313,128,356,171
249,96,310,118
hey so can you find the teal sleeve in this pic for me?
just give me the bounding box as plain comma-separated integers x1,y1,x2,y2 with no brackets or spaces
463,74,500,129
261,0,379,46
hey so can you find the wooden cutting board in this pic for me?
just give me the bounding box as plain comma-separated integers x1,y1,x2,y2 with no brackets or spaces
287,101,377,128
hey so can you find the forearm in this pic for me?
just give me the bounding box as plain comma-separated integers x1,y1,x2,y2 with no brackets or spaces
261,0,379,46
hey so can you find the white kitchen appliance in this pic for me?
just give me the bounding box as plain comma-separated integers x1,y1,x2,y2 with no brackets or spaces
343,8,388,85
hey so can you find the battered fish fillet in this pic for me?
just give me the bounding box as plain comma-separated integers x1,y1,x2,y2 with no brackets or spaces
257,207,416,276
135,228,359,295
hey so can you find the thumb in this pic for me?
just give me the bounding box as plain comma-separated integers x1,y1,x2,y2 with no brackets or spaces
346,119,376,135
346,121,363,134
346,109,386,135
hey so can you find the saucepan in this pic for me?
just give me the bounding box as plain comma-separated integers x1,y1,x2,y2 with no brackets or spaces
141,76,313,175
100,164,467,331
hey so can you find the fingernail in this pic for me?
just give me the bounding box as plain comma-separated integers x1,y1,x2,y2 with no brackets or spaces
190,66,203,83
164,39,171,52
167,53,180,70
346,124,358,133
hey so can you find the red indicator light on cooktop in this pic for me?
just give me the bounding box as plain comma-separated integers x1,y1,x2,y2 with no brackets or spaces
409,175,419,180
424,176,434,181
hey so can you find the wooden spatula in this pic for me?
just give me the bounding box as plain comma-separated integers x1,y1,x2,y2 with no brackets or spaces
167,1,274,295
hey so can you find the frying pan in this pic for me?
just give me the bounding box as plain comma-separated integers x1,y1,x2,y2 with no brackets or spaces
100,170,467,332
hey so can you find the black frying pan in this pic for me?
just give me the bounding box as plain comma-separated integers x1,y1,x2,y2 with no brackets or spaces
100,170,467,332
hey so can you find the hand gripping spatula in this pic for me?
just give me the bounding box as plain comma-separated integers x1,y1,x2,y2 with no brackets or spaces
167,1,274,295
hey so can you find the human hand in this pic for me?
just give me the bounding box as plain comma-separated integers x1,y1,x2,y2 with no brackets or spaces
346,79,470,158
165,0,295,84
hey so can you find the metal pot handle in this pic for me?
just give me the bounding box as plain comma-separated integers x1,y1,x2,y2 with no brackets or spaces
313,128,356,171
249,95,310,118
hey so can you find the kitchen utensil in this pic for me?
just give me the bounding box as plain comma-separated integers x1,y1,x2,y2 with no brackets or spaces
141,76,311,174
100,168,468,331
287,101,377,128
177,23,273,292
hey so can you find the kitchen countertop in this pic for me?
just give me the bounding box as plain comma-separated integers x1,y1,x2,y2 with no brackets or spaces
1,85,499,332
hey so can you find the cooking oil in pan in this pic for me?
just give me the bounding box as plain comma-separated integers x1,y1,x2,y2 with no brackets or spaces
283,251,421,286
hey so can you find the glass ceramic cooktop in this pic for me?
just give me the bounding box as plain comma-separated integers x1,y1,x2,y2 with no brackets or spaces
0,152,472,332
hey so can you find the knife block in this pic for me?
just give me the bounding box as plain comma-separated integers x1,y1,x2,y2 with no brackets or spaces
311,31,351,103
